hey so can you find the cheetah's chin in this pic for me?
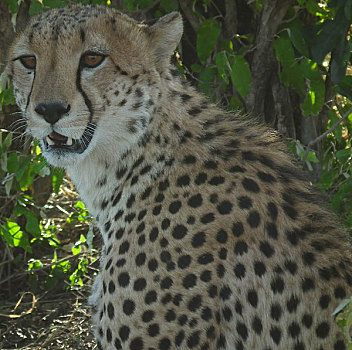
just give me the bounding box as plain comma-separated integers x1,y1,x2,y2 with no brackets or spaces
42,122,96,154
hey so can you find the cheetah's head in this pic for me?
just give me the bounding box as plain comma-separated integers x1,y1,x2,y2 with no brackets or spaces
6,5,182,168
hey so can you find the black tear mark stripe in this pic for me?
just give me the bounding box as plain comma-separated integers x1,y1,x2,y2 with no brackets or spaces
76,63,94,122
25,69,36,113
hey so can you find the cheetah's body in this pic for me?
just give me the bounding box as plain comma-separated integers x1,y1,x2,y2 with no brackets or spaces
7,5,352,350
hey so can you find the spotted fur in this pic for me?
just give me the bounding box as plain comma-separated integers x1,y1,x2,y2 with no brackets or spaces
7,5,352,350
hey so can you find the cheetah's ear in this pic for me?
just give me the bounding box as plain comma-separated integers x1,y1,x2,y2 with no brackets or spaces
146,12,183,68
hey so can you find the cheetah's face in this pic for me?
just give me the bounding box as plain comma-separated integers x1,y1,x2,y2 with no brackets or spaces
7,6,182,168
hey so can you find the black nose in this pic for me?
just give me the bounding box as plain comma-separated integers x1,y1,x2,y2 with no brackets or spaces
35,102,71,124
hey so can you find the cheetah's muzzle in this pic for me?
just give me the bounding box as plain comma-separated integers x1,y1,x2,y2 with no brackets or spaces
43,122,96,154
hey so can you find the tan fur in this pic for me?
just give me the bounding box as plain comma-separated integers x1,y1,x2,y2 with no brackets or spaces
7,5,352,350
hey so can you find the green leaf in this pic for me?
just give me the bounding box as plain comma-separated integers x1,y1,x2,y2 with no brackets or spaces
5,0,18,14
14,203,41,238
51,167,65,193
311,9,349,64
198,67,215,96
1,220,31,252
196,19,221,64
318,170,337,191
274,35,295,67
29,0,44,16
215,52,229,84
336,149,351,163
228,55,251,99
7,153,18,173
160,0,178,12
15,155,32,181
300,59,325,116
335,75,352,99
288,20,309,57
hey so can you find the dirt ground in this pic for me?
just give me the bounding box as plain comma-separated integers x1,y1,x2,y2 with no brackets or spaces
0,179,99,349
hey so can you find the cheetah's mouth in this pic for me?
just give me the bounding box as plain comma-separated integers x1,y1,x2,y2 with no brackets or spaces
42,123,96,154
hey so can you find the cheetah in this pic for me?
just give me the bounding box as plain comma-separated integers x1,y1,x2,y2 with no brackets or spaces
6,4,352,350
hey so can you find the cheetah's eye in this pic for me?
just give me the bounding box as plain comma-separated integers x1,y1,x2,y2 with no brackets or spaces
19,56,36,70
81,53,106,68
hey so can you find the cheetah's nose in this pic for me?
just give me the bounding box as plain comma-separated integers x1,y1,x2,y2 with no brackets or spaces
35,102,71,125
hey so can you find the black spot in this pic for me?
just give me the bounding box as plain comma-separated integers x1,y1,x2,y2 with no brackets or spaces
119,241,130,254
134,278,147,292
254,261,266,277
106,328,112,342
142,310,154,323
270,326,282,344
195,172,207,185
259,241,275,257
188,194,203,208
234,241,248,255
257,171,276,183
172,224,188,239
287,294,300,313
302,314,313,328
149,227,159,242
119,325,130,342
242,178,260,193
122,299,135,315
108,280,116,294
284,260,298,275
107,302,115,319
283,204,298,220
234,263,246,279
177,175,190,187
217,200,233,215
130,337,143,350
187,331,200,348
232,222,244,237
302,251,315,266
216,229,228,243
302,278,315,292
145,290,157,304
183,155,196,164
316,322,330,338
247,210,261,228
238,196,252,209
188,295,202,311
271,276,285,294
141,186,152,200
200,270,212,282
175,330,185,346
118,272,130,287
178,255,192,269
204,160,217,169
198,253,214,265
191,231,206,248
319,294,331,309
160,277,173,289
153,205,162,216
335,286,346,299
148,258,158,272
229,165,245,173
201,213,215,224
252,316,263,335
219,286,232,300
161,218,170,230
288,322,301,338
209,176,225,186
247,290,258,307
267,202,278,220
236,322,248,340
148,323,159,337
270,303,282,321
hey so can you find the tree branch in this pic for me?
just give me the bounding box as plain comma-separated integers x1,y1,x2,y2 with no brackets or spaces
302,107,352,162
178,0,201,33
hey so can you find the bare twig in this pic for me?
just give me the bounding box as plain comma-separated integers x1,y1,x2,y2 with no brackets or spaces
0,253,84,286
302,107,352,162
